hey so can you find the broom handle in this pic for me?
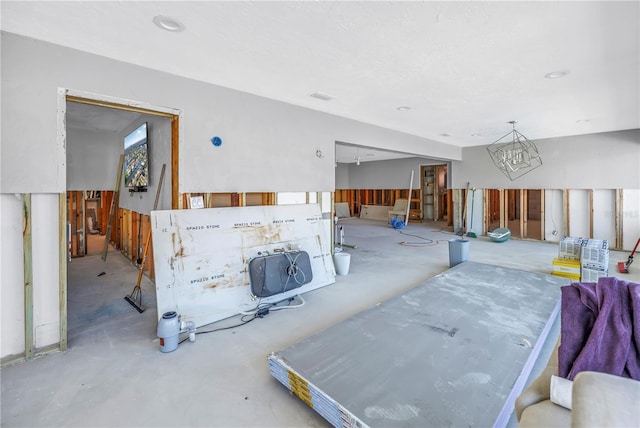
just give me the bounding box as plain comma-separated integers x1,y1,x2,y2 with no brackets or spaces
135,164,166,287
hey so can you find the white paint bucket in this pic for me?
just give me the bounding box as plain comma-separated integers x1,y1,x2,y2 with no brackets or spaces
333,252,351,275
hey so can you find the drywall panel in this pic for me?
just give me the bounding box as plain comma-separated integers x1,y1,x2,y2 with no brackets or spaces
270,262,567,427
346,157,447,189
592,190,616,243
453,130,640,189
544,190,564,242
1,194,25,358
1,32,460,194
31,194,61,348
118,115,172,214
568,190,590,238
151,204,335,327
67,128,120,190
623,189,640,251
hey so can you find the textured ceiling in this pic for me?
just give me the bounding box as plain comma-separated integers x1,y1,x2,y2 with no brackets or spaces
2,1,639,161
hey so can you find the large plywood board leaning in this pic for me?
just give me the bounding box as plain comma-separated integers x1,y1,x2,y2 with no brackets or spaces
269,262,568,428
151,204,335,327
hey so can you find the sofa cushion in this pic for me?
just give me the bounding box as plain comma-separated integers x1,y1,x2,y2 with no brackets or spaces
519,400,571,427
572,371,640,427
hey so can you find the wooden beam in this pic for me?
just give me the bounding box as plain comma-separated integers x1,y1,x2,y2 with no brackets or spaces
66,95,176,118
171,116,180,209
615,189,624,250
500,189,506,228
540,190,546,241
22,194,34,360
521,189,526,238
588,189,594,239
102,154,124,261
563,189,570,237
58,193,68,351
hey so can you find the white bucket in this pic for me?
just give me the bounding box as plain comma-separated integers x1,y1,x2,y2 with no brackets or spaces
333,252,351,275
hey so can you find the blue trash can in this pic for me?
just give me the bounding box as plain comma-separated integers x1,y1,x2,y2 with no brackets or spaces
448,239,470,267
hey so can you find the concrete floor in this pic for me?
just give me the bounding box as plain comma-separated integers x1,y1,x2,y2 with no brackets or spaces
2,218,638,427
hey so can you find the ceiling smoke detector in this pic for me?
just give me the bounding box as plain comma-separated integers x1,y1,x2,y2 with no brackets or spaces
544,70,569,79
153,15,185,32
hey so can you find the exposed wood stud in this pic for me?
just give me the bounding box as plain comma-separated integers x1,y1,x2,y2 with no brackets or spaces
171,116,180,209
58,193,68,351
66,95,176,118
588,189,594,238
500,189,505,229
540,190,546,241
615,189,624,249
563,189,570,237
22,194,34,360
102,155,124,261
520,189,529,238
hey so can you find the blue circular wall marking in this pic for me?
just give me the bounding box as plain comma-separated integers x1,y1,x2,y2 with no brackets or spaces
211,136,222,147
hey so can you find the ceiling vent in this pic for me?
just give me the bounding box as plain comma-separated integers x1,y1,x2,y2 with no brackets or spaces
310,92,334,101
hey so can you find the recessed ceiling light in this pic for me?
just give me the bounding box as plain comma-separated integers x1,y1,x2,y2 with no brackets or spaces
440,133,451,137
153,15,185,32
576,119,591,123
397,106,411,111
310,92,334,101
471,133,482,137
545,70,569,79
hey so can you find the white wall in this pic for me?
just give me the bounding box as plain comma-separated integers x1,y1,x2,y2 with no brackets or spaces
544,190,564,242
335,163,349,189
1,194,25,357
623,189,640,250
452,130,640,189
568,190,590,238
592,190,616,243
31,194,60,348
0,32,461,359
344,157,448,189
118,115,172,214
67,128,121,190
1,32,461,194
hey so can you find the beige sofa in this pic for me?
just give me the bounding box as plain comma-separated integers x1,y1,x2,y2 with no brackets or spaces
516,340,640,427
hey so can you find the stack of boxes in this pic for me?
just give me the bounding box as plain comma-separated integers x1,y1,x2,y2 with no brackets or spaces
552,237,610,282
552,237,583,281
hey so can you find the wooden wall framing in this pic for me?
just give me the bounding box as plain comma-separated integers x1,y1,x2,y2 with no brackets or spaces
481,188,627,249
334,188,421,219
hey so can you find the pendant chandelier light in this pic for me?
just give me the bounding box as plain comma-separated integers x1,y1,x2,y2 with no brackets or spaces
487,121,542,181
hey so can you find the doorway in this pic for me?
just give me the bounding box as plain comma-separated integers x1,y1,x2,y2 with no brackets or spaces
60,89,181,347
421,164,448,221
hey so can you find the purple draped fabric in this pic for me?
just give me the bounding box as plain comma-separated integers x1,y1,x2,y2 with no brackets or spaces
558,277,640,381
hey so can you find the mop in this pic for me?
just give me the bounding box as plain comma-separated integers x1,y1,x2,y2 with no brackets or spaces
125,164,165,313
617,237,639,274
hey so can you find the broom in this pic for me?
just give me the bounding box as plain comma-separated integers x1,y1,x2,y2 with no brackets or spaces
125,164,165,313
466,188,477,238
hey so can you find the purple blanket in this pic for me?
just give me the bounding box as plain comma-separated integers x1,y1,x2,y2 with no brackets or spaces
558,277,640,381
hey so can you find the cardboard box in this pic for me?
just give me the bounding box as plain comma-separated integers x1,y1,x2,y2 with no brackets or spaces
558,237,584,260
581,267,608,283
581,239,609,270
552,258,581,280
552,271,581,281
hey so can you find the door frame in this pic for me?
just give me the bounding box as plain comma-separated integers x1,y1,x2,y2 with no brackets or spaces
57,88,182,350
